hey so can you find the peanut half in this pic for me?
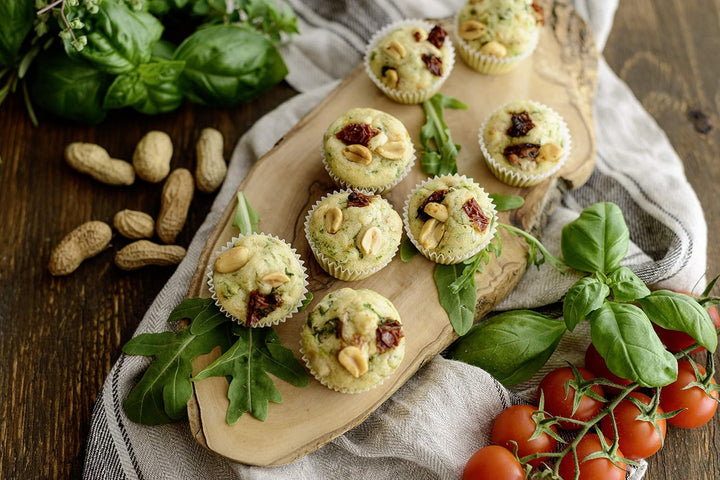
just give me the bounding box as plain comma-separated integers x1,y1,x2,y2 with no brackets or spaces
133,131,173,183
423,202,449,222
382,68,399,88
64,143,135,186
357,226,382,255
115,240,186,271
113,209,155,240
324,207,343,234
383,40,407,61
375,141,405,160
214,246,251,273
458,20,486,41
156,168,194,244
48,221,112,276
195,128,227,193
537,143,564,163
260,271,290,287
480,40,507,58
418,218,446,250
338,346,369,378
343,144,373,165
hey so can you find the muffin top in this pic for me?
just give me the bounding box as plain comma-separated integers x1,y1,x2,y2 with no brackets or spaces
323,107,414,192
482,100,567,174
456,0,544,58
210,234,306,327
406,175,496,262
301,288,405,393
367,23,452,92
306,190,402,274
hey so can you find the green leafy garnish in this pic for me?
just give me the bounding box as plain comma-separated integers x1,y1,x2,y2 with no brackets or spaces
193,325,309,423
233,191,261,234
562,276,609,331
488,193,525,212
420,93,467,175
499,223,566,273
434,262,477,336
400,237,419,262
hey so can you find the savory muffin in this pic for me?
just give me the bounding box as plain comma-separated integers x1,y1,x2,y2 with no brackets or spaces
455,0,544,74
305,190,403,281
208,233,307,327
480,99,570,186
404,175,497,264
365,19,455,104
300,288,405,393
323,107,414,193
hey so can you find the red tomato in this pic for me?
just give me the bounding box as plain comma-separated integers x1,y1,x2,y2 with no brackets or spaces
558,434,627,480
462,445,525,480
600,392,666,460
491,404,557,467
652,290,720,353
584,343,633,394
537,367,605,430
660,360,719,428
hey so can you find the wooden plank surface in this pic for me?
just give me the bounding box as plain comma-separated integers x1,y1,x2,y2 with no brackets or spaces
0,0,718,478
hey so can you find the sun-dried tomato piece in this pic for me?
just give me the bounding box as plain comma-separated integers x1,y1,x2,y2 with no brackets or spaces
246,290,283,326
347,190,375,208
427,25,448,49
503,143,541,166
417,189,448,220
376,319,404,353
506,111,535,137
531,1,545,25
335,123,380,147
421,53,443,76
462,198,490,232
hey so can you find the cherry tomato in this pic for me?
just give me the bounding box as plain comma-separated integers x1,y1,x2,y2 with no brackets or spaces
462,445,525,480
600,392,666,460
491,404,557,467
584,343,633,395
660,360,719,428
652,290,720,353
537,367,605,430
558,434,627,480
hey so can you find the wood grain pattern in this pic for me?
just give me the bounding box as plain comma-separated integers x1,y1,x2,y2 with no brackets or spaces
604,1,720,479
184,5,597,466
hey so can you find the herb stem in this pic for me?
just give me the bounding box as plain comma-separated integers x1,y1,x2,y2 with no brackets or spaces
37,0,64,15
499,222,566,273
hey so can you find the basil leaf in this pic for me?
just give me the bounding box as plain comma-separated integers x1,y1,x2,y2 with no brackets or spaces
104,60,185,114
488,194,525,212
400,237,418,262
589,302,677,387
233,192,261,234
123,320,231,424
607,266,650,302
66,0,164,74
563,276,609,331
0,0,34,67
435,262,476,336
193,326,308,423
637,290,718,353
561,202,629,274
448,310,566,386
151,39,176,61
420,93,467,175
28,46,111,124
174,24,288,106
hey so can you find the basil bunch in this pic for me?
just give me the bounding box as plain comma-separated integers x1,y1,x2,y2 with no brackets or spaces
3,0,297,124
450,202,718,388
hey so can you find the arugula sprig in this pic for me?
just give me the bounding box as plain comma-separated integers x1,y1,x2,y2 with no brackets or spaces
420,93,467,175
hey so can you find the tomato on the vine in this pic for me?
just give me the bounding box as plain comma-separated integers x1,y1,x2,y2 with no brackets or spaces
558,434,627,480
491,404,557,467
652,290,720,353
600,392,666,460
660,360,719,428
537,367,605,430
462,445,524,480
584,343,633,394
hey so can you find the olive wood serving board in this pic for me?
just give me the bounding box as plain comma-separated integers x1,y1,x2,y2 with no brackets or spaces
185,0,597,466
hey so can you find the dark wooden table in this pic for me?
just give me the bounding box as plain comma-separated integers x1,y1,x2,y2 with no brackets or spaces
1,1,718,478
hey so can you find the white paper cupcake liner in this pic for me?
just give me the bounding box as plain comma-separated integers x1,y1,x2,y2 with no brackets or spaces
363,19,456,104
304,189,402,281
453,12,540,74
206,233,309,328
403,174,498,265
321,145,416,194
478,100,572,187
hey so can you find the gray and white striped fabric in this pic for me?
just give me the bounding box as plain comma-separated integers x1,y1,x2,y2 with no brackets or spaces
83,1,705,478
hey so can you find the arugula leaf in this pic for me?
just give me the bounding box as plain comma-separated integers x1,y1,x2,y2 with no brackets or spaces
448,310,566,386
166,296,228,335
589,302,677,387
400,237,419,262
607,266,650,302
561,202,629,274
233,191,261,234
434,262,476,336
637,290,718,353
499,223,566,272
563,276,609,331
420,93,467,175
448,233,502,295
123,320,231,424
193,325,309,422
488,193,525,212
